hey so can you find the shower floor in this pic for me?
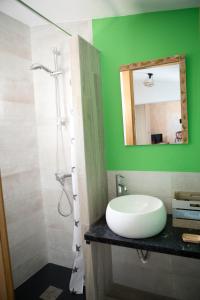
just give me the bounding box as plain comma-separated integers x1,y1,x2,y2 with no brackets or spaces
15,263,86,300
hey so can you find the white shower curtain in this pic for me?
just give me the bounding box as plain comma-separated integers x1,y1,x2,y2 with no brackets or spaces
69,104,85,294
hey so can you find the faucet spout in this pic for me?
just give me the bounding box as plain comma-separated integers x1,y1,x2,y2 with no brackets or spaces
116,174,128,197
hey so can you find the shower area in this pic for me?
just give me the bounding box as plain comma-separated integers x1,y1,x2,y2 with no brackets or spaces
0,1,92,298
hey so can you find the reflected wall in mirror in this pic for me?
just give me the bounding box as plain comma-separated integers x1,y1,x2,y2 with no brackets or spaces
120,55,188,146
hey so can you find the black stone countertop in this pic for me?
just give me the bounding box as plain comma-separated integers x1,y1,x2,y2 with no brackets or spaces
84,215,200,259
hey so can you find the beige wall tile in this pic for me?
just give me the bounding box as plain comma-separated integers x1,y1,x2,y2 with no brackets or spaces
0,12,47,287
0,52,34,103
0,11,31,59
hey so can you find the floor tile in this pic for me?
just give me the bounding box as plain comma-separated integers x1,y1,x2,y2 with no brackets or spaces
15,263,85,300
40,285,63,300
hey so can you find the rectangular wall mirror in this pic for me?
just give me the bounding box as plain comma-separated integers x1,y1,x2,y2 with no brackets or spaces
120,55,188,146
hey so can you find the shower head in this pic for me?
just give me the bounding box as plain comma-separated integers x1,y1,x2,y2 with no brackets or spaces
30,63,53,74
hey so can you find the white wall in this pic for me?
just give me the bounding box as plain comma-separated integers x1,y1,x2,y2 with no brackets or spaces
31,21,92,267
0,12,48,288
108,171,200,300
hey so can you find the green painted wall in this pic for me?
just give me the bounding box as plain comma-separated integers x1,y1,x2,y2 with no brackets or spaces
93,8,200,172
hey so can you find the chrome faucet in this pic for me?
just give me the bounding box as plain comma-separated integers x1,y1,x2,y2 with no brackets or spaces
116,174,128,197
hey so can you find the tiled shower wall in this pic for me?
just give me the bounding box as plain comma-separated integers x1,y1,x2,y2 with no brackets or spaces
0,12,47,288
31,22,92,267
108,171,200,300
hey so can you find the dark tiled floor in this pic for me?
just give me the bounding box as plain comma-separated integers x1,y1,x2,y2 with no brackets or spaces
15,263,86,300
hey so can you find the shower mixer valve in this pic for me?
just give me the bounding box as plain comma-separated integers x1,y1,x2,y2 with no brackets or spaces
55,172,72,186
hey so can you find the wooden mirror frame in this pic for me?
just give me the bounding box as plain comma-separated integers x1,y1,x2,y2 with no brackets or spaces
120,55,188,146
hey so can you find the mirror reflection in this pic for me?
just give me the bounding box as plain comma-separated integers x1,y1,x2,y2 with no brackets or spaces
120,56,188,146
134,64,182,145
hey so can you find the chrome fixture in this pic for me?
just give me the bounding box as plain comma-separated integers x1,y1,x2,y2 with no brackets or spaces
30,63,52,73
31,48,72,218
30,62,62,77
55,173,72,186
55,172,73,217
116,174,127,197
144,72,154,87
137,249,150,264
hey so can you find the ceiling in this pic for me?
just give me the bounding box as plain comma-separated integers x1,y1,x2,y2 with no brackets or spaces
134,64,180,82
0,0,200,27
133,64,181,105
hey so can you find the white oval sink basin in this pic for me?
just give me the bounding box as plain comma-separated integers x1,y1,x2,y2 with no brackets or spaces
106,195,167,238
